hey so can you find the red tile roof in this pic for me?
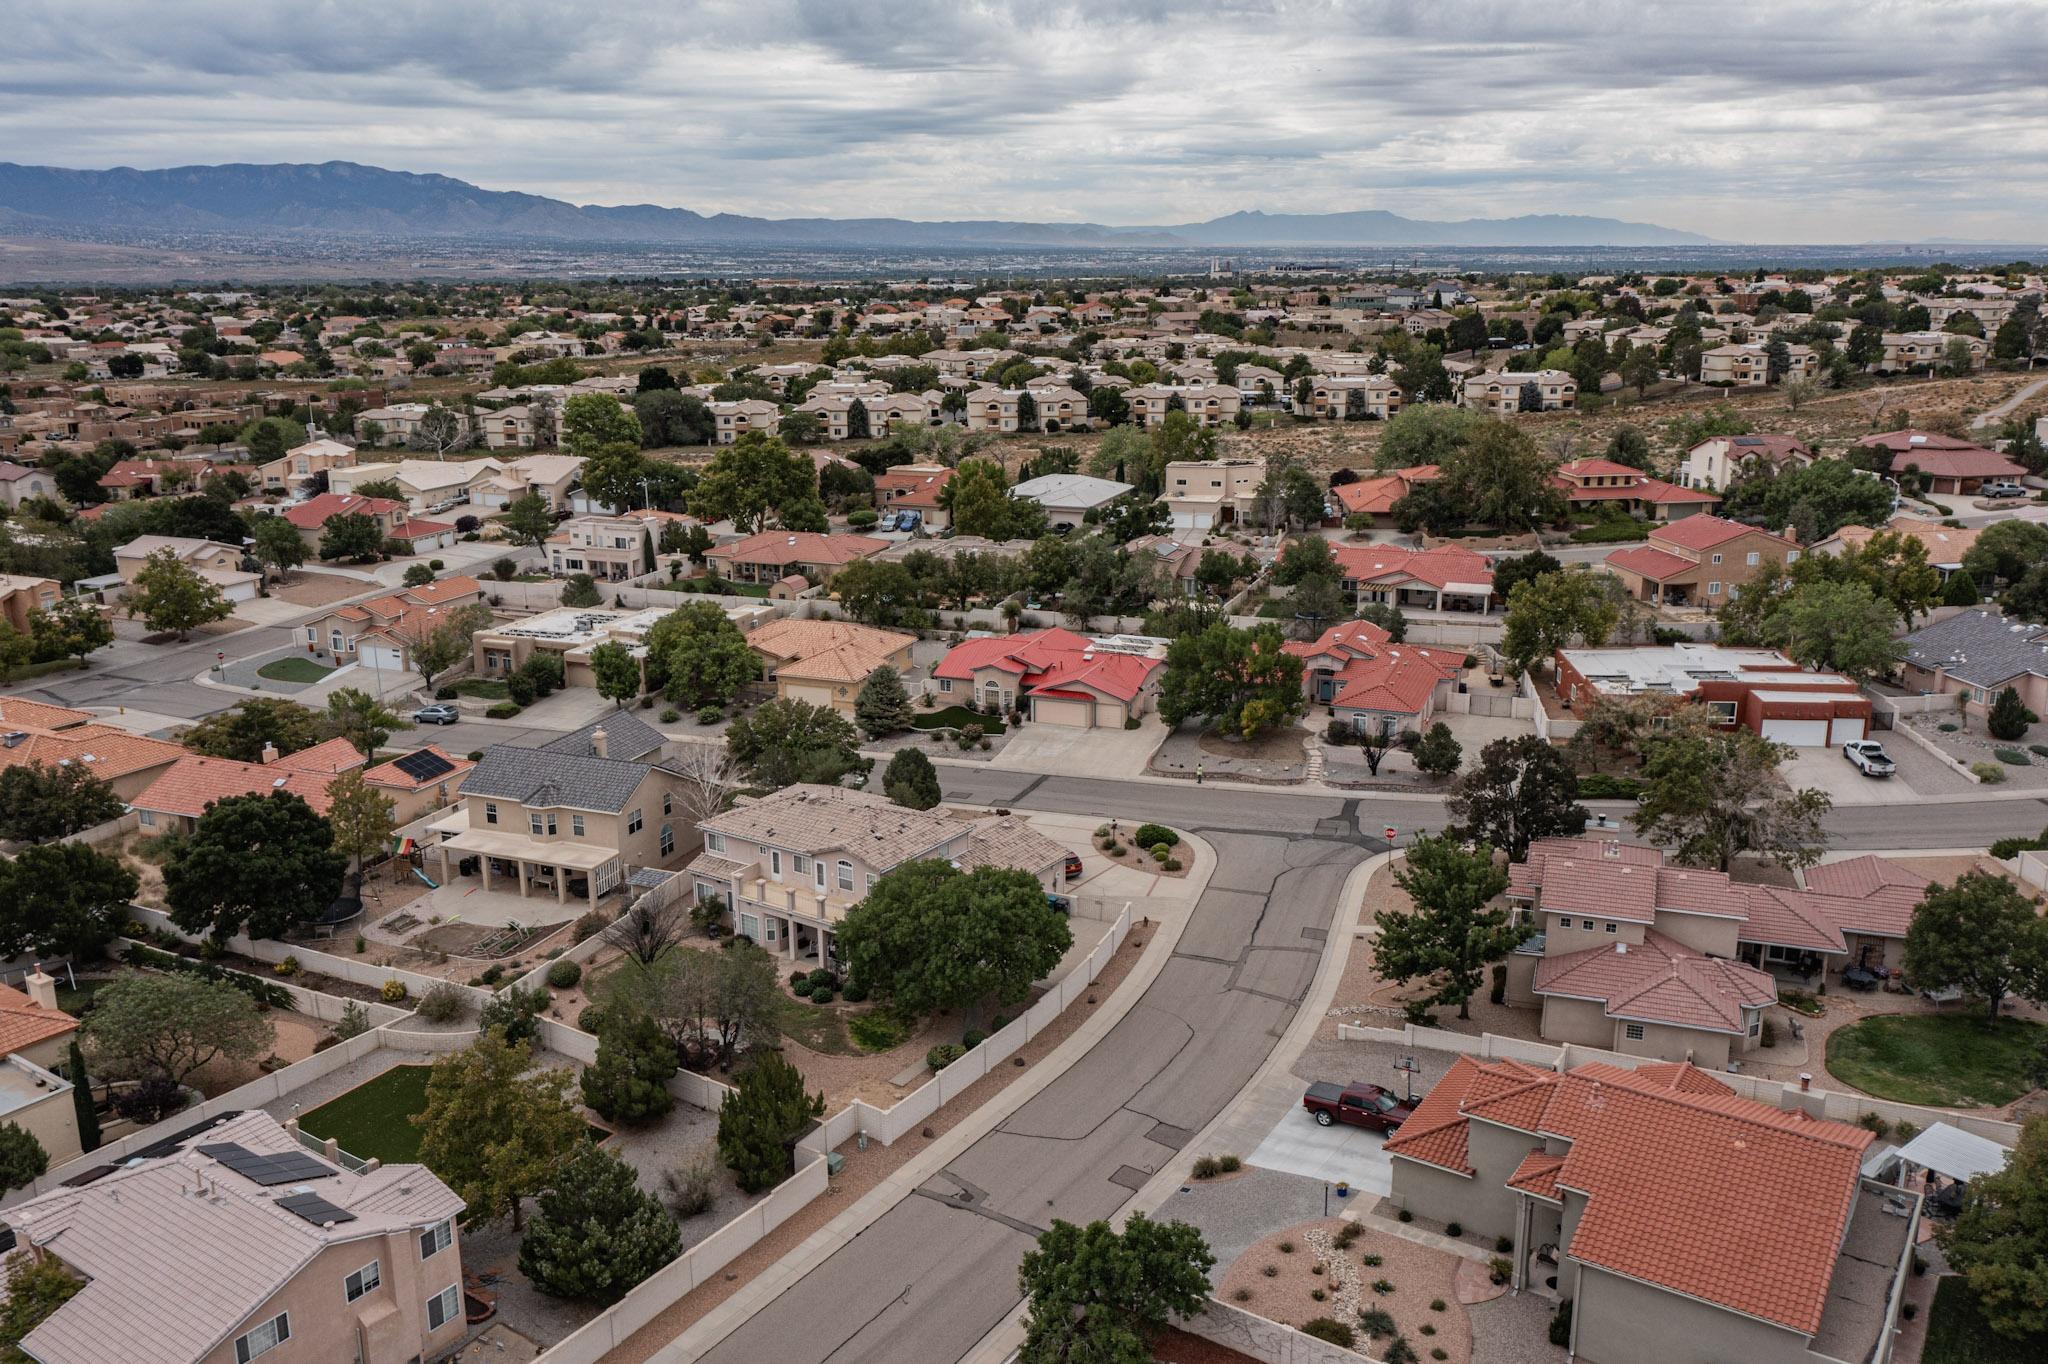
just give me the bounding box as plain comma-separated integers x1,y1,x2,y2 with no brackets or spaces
1800,856,1930,939
131,743,364,818
281,491,404,529
1329,649,1464,716
1652,513,1796,553
936,628,1161,704
1330,542,1494,592
1331,465,1439,516
0,723,187,783
1505,1149,1566,1200
0,981,79,1056
1885,446,2025,480
708,530,888,567
1534,929,1776,1033
1604,544,1697,580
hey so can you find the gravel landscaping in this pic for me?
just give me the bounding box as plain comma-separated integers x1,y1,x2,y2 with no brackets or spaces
1215,1217,1472,1364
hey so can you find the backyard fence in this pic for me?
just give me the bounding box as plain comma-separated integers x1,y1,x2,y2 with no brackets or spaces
126,904,498,1007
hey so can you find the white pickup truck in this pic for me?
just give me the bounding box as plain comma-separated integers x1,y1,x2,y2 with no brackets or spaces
1842,740,1896,778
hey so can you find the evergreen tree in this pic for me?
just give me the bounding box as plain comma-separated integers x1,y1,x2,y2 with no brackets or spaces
854,665,915,739
1989,686,2037,742
67,1041,100,1153
580,1011,679,1126
517,1145,680,1304
1413,722,1463,777
716,1053,825,1194
882,746,943,810
1942,568,1980,607
1377,836,1523,1020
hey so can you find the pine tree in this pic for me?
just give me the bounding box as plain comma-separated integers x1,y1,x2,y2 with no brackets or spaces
882,746,942,810
716,1053,824,1194
1413,722,1463,778
580,1011,678,1126
854,665,914,739
517,1145,680,1303
1989,685,2036,741
1942,569,1981,606
67,1041,100,1154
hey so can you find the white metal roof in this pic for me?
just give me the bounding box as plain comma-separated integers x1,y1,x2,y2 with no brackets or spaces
1895,1122,2010,1183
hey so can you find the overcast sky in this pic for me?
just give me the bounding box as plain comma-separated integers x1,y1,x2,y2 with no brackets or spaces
7,0,2046,243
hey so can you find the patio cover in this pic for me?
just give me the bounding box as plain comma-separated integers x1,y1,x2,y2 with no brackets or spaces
1895,1122,2009,1183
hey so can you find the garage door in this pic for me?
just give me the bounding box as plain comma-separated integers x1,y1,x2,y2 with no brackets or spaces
362,644,406,673
1829,716,1866,745
1035,698,1093,727
1761,717,1830,747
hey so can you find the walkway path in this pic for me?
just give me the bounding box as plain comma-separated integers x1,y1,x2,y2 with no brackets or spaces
1970,371,2048,429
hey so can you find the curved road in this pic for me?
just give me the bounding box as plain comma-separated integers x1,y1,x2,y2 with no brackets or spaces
680,770,2039,1364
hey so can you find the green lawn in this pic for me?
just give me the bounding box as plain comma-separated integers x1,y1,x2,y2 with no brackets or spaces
257,656,335,683
454,679,509,699
911,706,1007,734
1825,1013,2046,1108
770,993,855,1054
298,1065,434,1164
1924,1275,2048,1364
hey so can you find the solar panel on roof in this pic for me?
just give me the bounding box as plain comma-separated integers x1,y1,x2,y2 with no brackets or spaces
276,1191,357,1226
391,749,455,782
198,1143,337,1186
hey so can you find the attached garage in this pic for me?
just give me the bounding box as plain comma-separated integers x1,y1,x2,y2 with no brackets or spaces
1828,715,1866,745
1760,717,1829,747
360,641,407,674
1034,696,1094,727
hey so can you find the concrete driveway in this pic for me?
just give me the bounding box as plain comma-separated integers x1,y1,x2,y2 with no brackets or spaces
991,715,1167,777
1780,734,1973,805
1247,1103,1395,1198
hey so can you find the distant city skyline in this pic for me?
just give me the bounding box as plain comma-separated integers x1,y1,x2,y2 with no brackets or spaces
7,0,2046,244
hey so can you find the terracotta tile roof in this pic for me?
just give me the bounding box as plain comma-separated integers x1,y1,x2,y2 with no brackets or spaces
1823,519,1981,568
874,467,953,508
280,490,405,529
1737,887,1848,953
1534,929,1776,1034
1331,542,1494,592
1885,445,2024,479
1801,856,1930,940
1652,513,1794,553
1384,1054,1487,1174
0,698,92,731
748,618,913,669
1604,544,1698,580
0,724,186,783
0,981,78,1055
935,628,1161,703
1331,466,1439,516
131,755,341,818
1506,1149,1566,1199
1329,650,1462,716
707,530,887,567
1281,618,1394,663
274,736,367,777
1537,855,1660,923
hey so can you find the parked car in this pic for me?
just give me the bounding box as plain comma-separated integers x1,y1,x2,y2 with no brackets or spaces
1842,740,1895,778
1980,480,2027,499
1302,1082,1413,1132
1063,852,1085,880
413,703,460,725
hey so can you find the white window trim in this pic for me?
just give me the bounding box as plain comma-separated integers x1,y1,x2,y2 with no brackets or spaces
420,1219,452,1258
344,1259,381,1303
427,1284,461,1332
706,831,725,854
234,1313,290,1363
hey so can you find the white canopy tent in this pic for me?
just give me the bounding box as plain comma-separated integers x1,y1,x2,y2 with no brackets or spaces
1894,1122,2010,1184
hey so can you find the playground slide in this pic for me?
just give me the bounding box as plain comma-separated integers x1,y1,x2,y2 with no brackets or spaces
412,867,438,889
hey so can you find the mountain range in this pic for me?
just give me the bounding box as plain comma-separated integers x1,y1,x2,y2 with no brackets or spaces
0,161,1717,249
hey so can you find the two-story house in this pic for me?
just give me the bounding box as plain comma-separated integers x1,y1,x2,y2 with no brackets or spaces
1676,433,1817,491
0,573,61,633
708,400,781,445
1123,383,1241,428
1551,458,1720,522
1300,375,1404,421
1461,369,1577,413
1281,618,1465,737
1603,514,1801,610
299,575,485,673
1699,341,1819,386
547,509,683,581
0,460,62,511
872,464,955,531
4,1110,469,1364
688,784,1066,965
1163,458,1264,530
256,437,357,495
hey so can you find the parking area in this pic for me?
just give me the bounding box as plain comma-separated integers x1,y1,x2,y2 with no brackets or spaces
1780,732,1977,804
1246,1101,1394,1198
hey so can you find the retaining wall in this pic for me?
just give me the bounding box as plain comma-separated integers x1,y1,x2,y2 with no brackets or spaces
127,904,496,1006
1178,1298,1388,1364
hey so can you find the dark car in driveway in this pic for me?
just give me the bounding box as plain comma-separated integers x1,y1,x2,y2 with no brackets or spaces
1302,1082,1413,1132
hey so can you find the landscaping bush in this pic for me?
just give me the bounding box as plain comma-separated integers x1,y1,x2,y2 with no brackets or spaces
435,686,457,701
506,672,537,707
1569,520,1651,543
1444,1221,1462,1238
962,1029,988,1049
1489,1256,1513,1285
1372,1278,1395,1295
1490,962,1507,1006
1216,1154,1241,1172
840,980,868,1004
1357,1307,1397,1338
1191,1155,1224,1179
1300,1319,1356,1349
1576,772,1645,799
1162,856,1182,870
807,967,838,990
481,965,505,985
810,985,834,1004
1384,1339,1419,1364
415,983,469,1023
696,705,723,725
546,960,582,989
926,1043,964,1071
485,702,523,719
2031,744,2048,759
1990,834,2046,860
1973,761,2008,782
661,708,681,723
1994,747,2032,765
1132,823,1179,848
272,955,300,977
661,1158,716,1218
113,1077,186,1124
1988,686,2036,740
379,979,408,1003
788,970,808,989
848,1009,908,1052
1549,1300,1573,1347
791,978,813,998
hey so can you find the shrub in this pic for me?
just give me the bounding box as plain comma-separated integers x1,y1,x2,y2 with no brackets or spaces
1163,856,1181,870
962,1029,988,1049
810,985,834,1004
1384,1336,1419,1364
1300,1319,1356,1349
435,686,457,701
808,967,837,989
661,1157,717,1218
1445,1222,1463,1239
1430,1297,1447,1311
1152,847,1168,864
848,1010,909,1051
788,970,808,988
1496,1234,1513,1253
1107,843,1126,857
1123,716,1138,730
1988,686,2036,740
1489,1256,1513,1284
113,1077,186,1124
1333,1223,1361,1250
2031,744,2048,758
1396,1209,1413,1223
546,960,583,989
1431,1351,1449,1361
1278,1240,1295,1254
840,980,868,1004
480,984,549,1044
1231,1287,1252,1302
661,708,681,723
1761,1018,1777,1048
1358,1307,1397,1338
506,672,537,707
1420,1323,1436,1336
481,965,505,986
1262,1265,1278,1278
272,955,300,977
415,982,469,1023
334,1000,372,1040
1490,962,1508,1006
1192,1155,1222,1178
1217,1154,1241,1172
1994,747,2032,765
1133,823,1179,848
1938,721,1960,732
577,1003,609,1034
379,979,408,1003
353,933,367,954
1371,1277,1395,1295
1362,1253,1383,1266
1576,772,1645,799
1310,1287,1326,1301
926,1044,964,1071
1973,761,2008,782
485,702,523,719
791,978,813,998
1549,1300,1574,1347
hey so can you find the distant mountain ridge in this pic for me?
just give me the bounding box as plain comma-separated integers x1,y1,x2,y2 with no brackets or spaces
0,160,1718,248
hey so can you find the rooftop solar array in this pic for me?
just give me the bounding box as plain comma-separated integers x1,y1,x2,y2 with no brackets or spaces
392,749,456,781
196,1143,337,1187
276,1191,357,1226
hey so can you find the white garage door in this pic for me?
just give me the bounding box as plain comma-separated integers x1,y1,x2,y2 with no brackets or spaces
362,643,407,673
1035,698,1093,727
1829,716,1866,745
1761,717,1830,747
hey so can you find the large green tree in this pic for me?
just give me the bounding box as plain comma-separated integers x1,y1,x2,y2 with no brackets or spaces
0,843,137,961
500,493,557,548
1940,1115,2048,1339
1444,736,1588,861
560,392,644,458
882,746,943,810
854,665,914,739
590,638,643,707
81,974,272,1084
1017,1214,1215,1364
837,860,1072,1023
518,1145,680,1304
126,548,232,638
1378,836,1521,1020
26,596,114,665
645,601,758,707
1904,872,2048,1022
408,601,496,690
1438,419,1560,529
1757,578,1904,684
0,761,124,842
177,697,331,763
1631,730,1831,872
318,513,386,563
690,431,815,533
724,698,862,788
164,791,348,940
716,1053,826,1194
1156,621,1304,736
1721,458,1894,541
1373,404,1485,472
326,686,407,755
324,768,394,877
414,1032,587,1229
1501,569,1620,676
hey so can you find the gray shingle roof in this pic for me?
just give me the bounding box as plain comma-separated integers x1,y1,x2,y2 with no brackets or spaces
541,708,665,762
1900,608,2048,688
460,743,652,812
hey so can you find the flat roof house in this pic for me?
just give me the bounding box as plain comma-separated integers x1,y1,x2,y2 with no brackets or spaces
4,1109,467,1364
1385,1057,1915,1364
1163,458,1264,530
1553,643,1870,746
1604,515,1800,611
688,783,1067,966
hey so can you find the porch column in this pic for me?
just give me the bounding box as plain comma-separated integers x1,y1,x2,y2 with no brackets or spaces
782,917,796,960
516,860,530,898
587,874,600,911
1433,589,1444,610
555,871,567,906
479,856,492,892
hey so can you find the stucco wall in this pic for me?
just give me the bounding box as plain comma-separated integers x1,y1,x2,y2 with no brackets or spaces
1572,1262,1815,1364
1540,996,1614,1048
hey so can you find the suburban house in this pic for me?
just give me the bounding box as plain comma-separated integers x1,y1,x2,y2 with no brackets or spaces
794,388,937,440
0,573,61,632
1283,619,1465,736
473,604,670,687
708,399,781,445
0,460,62,510
688,783,1067,965
298,575,485,674
932,627,1163,727
1552,458,1720,521
1330,542,1497,615
1384,1056,1915,1364
1603,515,1801,610
1461,369,1576,412
1677,433,1818,491
328,457,498,510
1898,607,2048,718
546,508,679,581
1124,383,1242,428
1163,458,1264,530
1857,429,2024,494
1813,517,1979,580
708,531,888,587
1879,331,1988,372
961,385,1091,434
0,716,187,801
745,617,915,716
872,464,955,531
279,493,457,556
129,738,368,835
467,453,585,512
1699,341,1819,386
1552,643,1871,746
0,971,85,1165
3,1109,468,1364
428,719,685,911
1300,375,1404,421
352,402,441,445
1331,465,1440,519
111,535,261,603
257,437,357,494
1008,473,1135,531
360,744,476,824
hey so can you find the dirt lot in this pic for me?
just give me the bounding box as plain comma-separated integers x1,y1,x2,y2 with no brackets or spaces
267,570,376,607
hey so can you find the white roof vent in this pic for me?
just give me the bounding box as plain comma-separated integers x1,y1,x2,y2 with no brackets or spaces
1616,942,1628,955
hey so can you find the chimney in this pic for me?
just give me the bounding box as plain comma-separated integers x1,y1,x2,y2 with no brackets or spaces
1783,526,1797,542
590,727,608,759
23,966,57,1013
260,742,280,765
1798,1072,1812,1092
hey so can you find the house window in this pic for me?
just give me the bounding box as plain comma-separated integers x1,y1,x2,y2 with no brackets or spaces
660,824,675,856
1582,919,1595,930
1786,550,1800,563
138,809,156,827
234,1313,290,1362
628,808,643,835
663,792,673,816
793,854,811,875
529,813,556,836
571,814,585,837
939,678,953,693
1710,553,1723,565
427,1285,461,1332
1624,1023,1646,1042
1746,551,1760,566
814,860,827,891
344,1260,381,1303
769,849,782,876
867,873,879,892
1605,922,1617,933
331,629,345,651
739,911,759,939
707,832,725,854
419,1219,452,1258
305,626,316,643
1707,581,1722,595
837,860,854,891
484,802,498,825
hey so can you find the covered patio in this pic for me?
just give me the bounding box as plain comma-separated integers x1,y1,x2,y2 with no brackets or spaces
427,806,623,913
